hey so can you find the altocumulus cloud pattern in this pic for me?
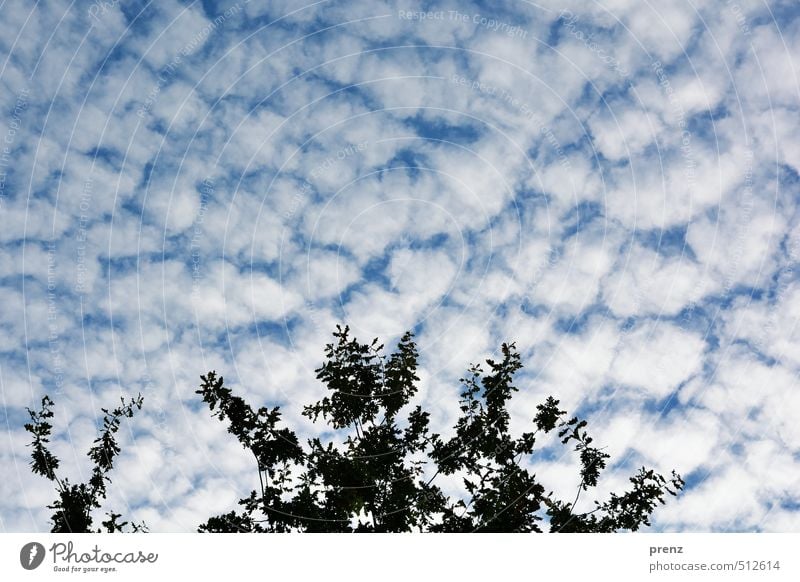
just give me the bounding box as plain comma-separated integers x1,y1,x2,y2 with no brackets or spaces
0,0,798,532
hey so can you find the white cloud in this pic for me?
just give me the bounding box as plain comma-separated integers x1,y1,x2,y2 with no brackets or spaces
602,242,712,317
609,321,706,398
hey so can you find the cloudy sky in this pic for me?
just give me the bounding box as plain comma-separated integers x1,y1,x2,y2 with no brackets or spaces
1,0,799,533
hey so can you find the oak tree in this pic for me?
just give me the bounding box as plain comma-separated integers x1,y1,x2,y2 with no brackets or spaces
197,326,684,532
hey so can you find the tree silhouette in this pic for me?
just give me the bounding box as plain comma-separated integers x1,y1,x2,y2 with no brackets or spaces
197,326,684,532
24,394,146,532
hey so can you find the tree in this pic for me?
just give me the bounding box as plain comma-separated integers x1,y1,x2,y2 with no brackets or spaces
197,326,684,532
24,393,147,532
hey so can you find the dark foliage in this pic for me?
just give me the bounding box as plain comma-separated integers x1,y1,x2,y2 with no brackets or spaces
198,326,684,532
24,394,147,533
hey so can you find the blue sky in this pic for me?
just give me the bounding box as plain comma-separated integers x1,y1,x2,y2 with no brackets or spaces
1,0,799,532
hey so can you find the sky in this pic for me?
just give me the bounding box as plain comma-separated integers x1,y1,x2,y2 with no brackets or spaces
0,0,799,533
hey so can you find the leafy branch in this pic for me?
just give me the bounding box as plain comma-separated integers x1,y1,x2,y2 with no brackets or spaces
196,327,684,533
25,394,147,533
